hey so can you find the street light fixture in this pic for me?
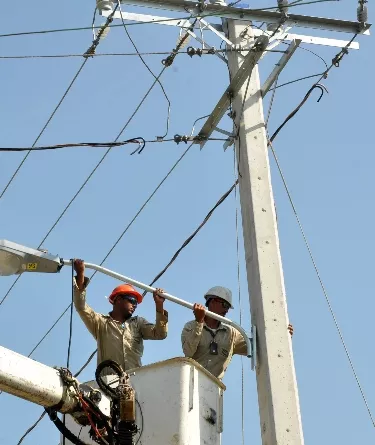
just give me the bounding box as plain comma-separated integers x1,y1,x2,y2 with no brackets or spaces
0,239,253,360
0,240,62,276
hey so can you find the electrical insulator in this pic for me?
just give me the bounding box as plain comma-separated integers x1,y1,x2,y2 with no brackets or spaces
357,1,368,23
98,24,110,39
96,0,114,12
277,0,289,14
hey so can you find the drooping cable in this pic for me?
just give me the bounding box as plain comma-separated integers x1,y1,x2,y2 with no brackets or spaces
0,59,88,200
63,261,75,445
89,141,195,280
0,48,286,60
117,0,172,139
0,138,145,152
0,5,119,202
145,180,239,291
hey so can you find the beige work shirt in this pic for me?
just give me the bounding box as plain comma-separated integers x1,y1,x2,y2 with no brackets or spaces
73,278,168,372
181,320,247,379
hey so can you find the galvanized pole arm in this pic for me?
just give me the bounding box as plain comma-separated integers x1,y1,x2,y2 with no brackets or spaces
119,0,371,34
63,260,252,358
197,34,269,148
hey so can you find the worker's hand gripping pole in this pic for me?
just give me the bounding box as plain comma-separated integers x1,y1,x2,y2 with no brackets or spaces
63,260,252,358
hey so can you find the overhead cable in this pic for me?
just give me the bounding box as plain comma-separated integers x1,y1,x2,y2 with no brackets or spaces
0,48,286,60
117,0,172,139
269,34,358,144
0,138,145,152
0,6,118,202
89,141,196,280
0,60,87,200
145,180,239,291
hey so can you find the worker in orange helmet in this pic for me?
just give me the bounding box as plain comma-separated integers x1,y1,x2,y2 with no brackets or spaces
73,259,168,372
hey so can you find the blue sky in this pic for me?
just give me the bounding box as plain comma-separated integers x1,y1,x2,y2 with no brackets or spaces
0,1,373,444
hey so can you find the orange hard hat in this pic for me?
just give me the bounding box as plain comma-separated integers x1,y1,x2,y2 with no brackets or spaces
108,284,143,305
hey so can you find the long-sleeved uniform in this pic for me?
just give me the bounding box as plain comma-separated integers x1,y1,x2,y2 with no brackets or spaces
181,320,246,379
73,278,168,371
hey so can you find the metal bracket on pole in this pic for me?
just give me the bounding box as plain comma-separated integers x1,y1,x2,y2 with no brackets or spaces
196,34,269,149
261,39,301,97
251,325,257,370
101,10,227,62
253,29,361,50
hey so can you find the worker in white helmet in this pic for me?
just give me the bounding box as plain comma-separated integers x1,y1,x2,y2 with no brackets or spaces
181,286,293,379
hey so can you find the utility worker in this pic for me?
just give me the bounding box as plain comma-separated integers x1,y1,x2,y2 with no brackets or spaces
73,259,168,372
181,286,293,379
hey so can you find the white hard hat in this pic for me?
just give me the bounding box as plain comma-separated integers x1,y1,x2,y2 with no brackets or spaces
204,286,233,309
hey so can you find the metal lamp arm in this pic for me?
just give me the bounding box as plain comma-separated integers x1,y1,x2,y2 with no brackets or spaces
63,260,251,358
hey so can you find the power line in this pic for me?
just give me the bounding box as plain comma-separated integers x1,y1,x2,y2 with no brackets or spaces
0,138,145,152
0,48,286,60
146,180,239,290
269,72,324,90
17,411,47,445
0,59,88,201
89,141,195,280
0,7,118,202
66,264,74,369
117,1,173,140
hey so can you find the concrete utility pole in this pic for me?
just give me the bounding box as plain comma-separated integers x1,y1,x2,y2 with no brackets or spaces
225,20,304,444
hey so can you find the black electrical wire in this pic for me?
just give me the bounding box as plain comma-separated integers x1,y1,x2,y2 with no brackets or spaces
134,400,144,445
0,59,88,201
89,141,195,281
117,1,172,139
145,180,239,293
0,48,286,60
67,261,74,369
74,349,98,378
269,34,358,144
269,72,324,90
45,386,113,445
63,263,75,445
0,6,118,202
16,412,47,445
0,138,146,152
45,408,91,445
95,360,123,398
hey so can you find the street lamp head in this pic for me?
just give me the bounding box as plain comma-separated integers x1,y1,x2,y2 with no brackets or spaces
0,240,63,276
